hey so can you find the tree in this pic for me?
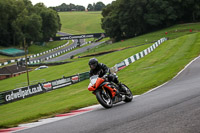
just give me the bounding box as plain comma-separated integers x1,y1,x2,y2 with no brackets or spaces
94,2,106,11
102,0,200,42
52,3,85,11
0,0,61,46
12,7,42,45
87,4,94,11
76,5,85,11
0,0,18,46
102,1,122,41
69,3,76,11
35,3,61,40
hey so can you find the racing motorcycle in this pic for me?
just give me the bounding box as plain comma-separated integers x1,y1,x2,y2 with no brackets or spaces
88,75,133,109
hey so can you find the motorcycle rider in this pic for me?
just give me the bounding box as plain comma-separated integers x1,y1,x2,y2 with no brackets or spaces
88,58,124,92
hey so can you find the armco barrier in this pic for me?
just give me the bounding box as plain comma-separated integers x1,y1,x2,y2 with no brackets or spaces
79,72,90,81
0,38,166,105
0,41,69,66
114,38,167,71
0,84,44,104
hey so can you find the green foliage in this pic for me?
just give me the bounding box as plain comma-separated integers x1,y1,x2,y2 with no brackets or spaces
50,3,85,12
0,0,61,47
87,4,94,11
35,4,61,40
87,2,106,11
94,2,106,11
102,0,200,41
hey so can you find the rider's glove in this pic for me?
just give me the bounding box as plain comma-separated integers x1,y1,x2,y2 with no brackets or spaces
103,74,108,79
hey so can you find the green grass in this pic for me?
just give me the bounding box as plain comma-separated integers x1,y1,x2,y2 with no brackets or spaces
0,32,200,128
28,40,69,54
59,11,104,34
75,22,200,57
0,20,200,128
0,40,70,64
118,33,200,94
0,43,152,92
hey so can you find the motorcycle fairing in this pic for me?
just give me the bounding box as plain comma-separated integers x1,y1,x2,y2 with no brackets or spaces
103,84,117,98
88,78,117,98
88,78,105,91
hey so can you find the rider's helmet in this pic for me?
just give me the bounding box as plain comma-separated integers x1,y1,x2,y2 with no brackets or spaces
89,58,98,70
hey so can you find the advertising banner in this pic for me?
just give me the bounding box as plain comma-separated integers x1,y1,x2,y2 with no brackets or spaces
50,33,107,41
0,94,5,104
42,82,53,92
51,77,72,89
0,84,44,104
71,75,79,83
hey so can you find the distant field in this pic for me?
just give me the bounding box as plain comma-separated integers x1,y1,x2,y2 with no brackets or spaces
59,11,104,34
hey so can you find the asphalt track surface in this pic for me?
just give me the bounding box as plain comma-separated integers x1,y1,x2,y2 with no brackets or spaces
17,56,200,133
29,32,72,62
30,39,104,63
29,40,77,62
29,32,83,62
30,32,104,62
45,41,104,62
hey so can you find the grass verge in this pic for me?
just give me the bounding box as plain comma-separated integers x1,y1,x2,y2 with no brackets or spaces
0,32,200,128
28,40,69,54
75,23,200,57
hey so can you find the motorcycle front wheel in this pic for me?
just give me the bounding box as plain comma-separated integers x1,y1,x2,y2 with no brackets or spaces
96,89,113,109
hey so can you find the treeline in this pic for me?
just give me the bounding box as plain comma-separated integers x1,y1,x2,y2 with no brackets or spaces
51,2,106,12
87,2,106,11
102,0,200,41
0,0,61,47
50,3,85,11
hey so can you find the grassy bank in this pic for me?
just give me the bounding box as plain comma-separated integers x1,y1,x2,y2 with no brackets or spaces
118,32,200,94
0,32,200,128
0,42,152,92
76,23,200,57
28,40,69,54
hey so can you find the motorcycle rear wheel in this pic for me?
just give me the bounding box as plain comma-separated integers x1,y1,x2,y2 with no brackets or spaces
122,84,133,102
96,89,113,109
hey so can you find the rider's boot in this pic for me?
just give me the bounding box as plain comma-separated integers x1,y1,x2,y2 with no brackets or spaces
118,82,126,93
114,88,120,96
